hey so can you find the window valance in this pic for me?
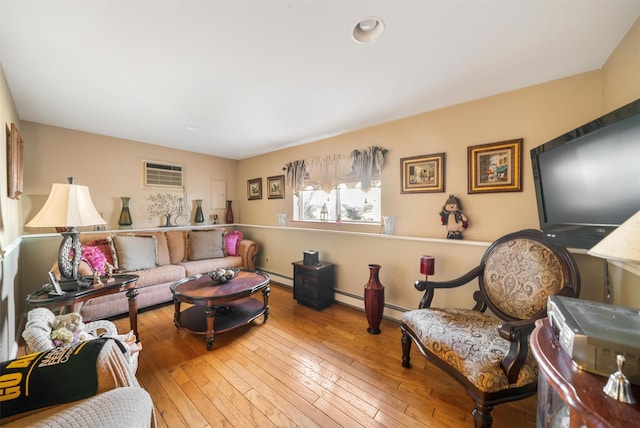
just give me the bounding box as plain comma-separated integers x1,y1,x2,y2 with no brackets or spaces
284,146,387,195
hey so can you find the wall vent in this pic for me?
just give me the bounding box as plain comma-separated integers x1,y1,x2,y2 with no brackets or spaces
143,161,183,188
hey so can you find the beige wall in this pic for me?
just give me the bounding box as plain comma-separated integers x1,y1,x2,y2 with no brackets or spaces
19,123,239,231
602,17,640,111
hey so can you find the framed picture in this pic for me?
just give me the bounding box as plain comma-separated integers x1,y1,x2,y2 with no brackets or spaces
468,138,522,194
247,178,262,200
267,175,285,199
7,123,24,200
47,271,64,296
400,153,445,193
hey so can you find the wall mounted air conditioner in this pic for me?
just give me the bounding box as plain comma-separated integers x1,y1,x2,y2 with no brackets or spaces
143,160,183,188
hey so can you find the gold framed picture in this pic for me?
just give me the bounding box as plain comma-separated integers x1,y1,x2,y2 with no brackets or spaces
468,138,522,194
400,153,445,193
267,175,285,199
247,178,262,200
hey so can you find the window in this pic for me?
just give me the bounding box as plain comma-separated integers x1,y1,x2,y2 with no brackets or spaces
293,181,381,224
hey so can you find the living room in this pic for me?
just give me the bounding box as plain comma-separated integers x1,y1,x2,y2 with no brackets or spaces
1,3,640,426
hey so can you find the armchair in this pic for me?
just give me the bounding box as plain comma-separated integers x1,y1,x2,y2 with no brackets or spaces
400,229,580,428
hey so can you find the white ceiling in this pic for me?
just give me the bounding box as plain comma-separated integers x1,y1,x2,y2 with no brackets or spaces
1,1,639,160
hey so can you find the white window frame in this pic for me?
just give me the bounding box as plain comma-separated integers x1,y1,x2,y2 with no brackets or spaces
293,180,381,224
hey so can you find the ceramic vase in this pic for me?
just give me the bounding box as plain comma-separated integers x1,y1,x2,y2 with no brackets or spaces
364,264,385,334
226,200,234,224
118,197,133,227
194,199,204,224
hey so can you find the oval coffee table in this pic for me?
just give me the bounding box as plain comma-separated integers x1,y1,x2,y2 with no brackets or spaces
170,270,270,350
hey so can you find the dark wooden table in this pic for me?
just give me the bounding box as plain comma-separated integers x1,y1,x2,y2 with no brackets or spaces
171,270,270,350
26,273,140,341
531,318,640,427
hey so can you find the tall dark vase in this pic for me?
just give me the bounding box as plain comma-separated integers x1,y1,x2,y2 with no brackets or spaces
118,196,133,228
225,200,234,224
364,264,385,334
194,199,204,224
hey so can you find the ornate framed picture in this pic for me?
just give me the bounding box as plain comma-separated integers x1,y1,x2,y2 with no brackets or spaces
400,153,445,193
247,178,262,200
267,175,285,199
7,123,24,200
468,138,522,194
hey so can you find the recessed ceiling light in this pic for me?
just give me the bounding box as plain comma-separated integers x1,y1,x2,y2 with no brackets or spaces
353,17,385,44
186,125,201,132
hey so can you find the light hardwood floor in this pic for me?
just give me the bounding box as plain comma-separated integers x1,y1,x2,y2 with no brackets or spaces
112,284,537,427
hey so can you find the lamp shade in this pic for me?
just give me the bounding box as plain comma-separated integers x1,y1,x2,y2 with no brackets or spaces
26,181,106,228
587,211,640,264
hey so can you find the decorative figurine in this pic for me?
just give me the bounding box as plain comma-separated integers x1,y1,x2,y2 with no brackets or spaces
92,268,103,286
105,263,114,282
439,194,469,239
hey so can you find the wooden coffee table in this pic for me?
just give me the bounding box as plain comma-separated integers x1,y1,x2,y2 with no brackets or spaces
170,270,270,350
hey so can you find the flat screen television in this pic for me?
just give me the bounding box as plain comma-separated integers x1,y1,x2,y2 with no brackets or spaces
531,98,640,249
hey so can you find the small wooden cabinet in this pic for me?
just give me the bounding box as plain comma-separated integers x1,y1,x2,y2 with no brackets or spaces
531,318,640,427
292,261,335,310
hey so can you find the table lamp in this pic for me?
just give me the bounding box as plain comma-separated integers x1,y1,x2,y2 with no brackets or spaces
588,210,640,265
26,177,106,288
587,210,639,404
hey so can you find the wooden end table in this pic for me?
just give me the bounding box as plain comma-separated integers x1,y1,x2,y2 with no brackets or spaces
171,270,270,350
26,274,140,341
531,318,640,427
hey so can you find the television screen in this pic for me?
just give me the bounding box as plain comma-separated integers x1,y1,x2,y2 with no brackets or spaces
531,99,640,249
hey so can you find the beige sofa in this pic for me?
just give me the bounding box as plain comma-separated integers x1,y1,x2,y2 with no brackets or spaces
68,228,258,321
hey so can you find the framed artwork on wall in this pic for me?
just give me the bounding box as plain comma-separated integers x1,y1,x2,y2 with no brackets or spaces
7,123,24,200
400,153,445,193
247,178,262,200
467,138,522,194
267,175,285,199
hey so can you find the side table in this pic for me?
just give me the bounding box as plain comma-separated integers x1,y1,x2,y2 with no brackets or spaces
26,274,140,342
292,261,335,310
531,318,640,427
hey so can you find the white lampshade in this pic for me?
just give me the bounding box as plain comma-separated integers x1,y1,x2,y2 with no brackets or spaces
26,180,106,228
588,211,640,264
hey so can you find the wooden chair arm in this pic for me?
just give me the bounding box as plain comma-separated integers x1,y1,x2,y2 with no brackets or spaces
498,319,536,384
414,265,484,309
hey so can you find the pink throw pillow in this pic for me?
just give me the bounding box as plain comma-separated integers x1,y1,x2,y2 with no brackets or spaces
224,231,243,256
81,245,108,274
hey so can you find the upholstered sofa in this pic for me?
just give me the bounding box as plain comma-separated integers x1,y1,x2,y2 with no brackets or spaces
57,228,258,321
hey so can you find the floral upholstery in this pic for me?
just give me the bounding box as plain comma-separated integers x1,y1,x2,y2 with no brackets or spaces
401,308,538,393
483,238,564,319
400,229,580,427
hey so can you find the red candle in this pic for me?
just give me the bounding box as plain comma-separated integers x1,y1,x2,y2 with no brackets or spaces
420,255,435,275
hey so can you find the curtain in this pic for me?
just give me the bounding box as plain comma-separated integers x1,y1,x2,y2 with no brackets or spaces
351,146,387,192
285,160,307,196
305,154,352,192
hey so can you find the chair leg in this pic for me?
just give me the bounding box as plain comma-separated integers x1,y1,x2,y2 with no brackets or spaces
400,329,412,368
472,403,493,428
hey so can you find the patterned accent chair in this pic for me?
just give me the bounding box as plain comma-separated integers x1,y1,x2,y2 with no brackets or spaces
400,229,580,428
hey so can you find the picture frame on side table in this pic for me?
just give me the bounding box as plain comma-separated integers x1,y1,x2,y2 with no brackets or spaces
400,153,445,194
247,178,262,200
47,271,64,296
468,138,522,194
267,175,285,199
7,123,24,200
